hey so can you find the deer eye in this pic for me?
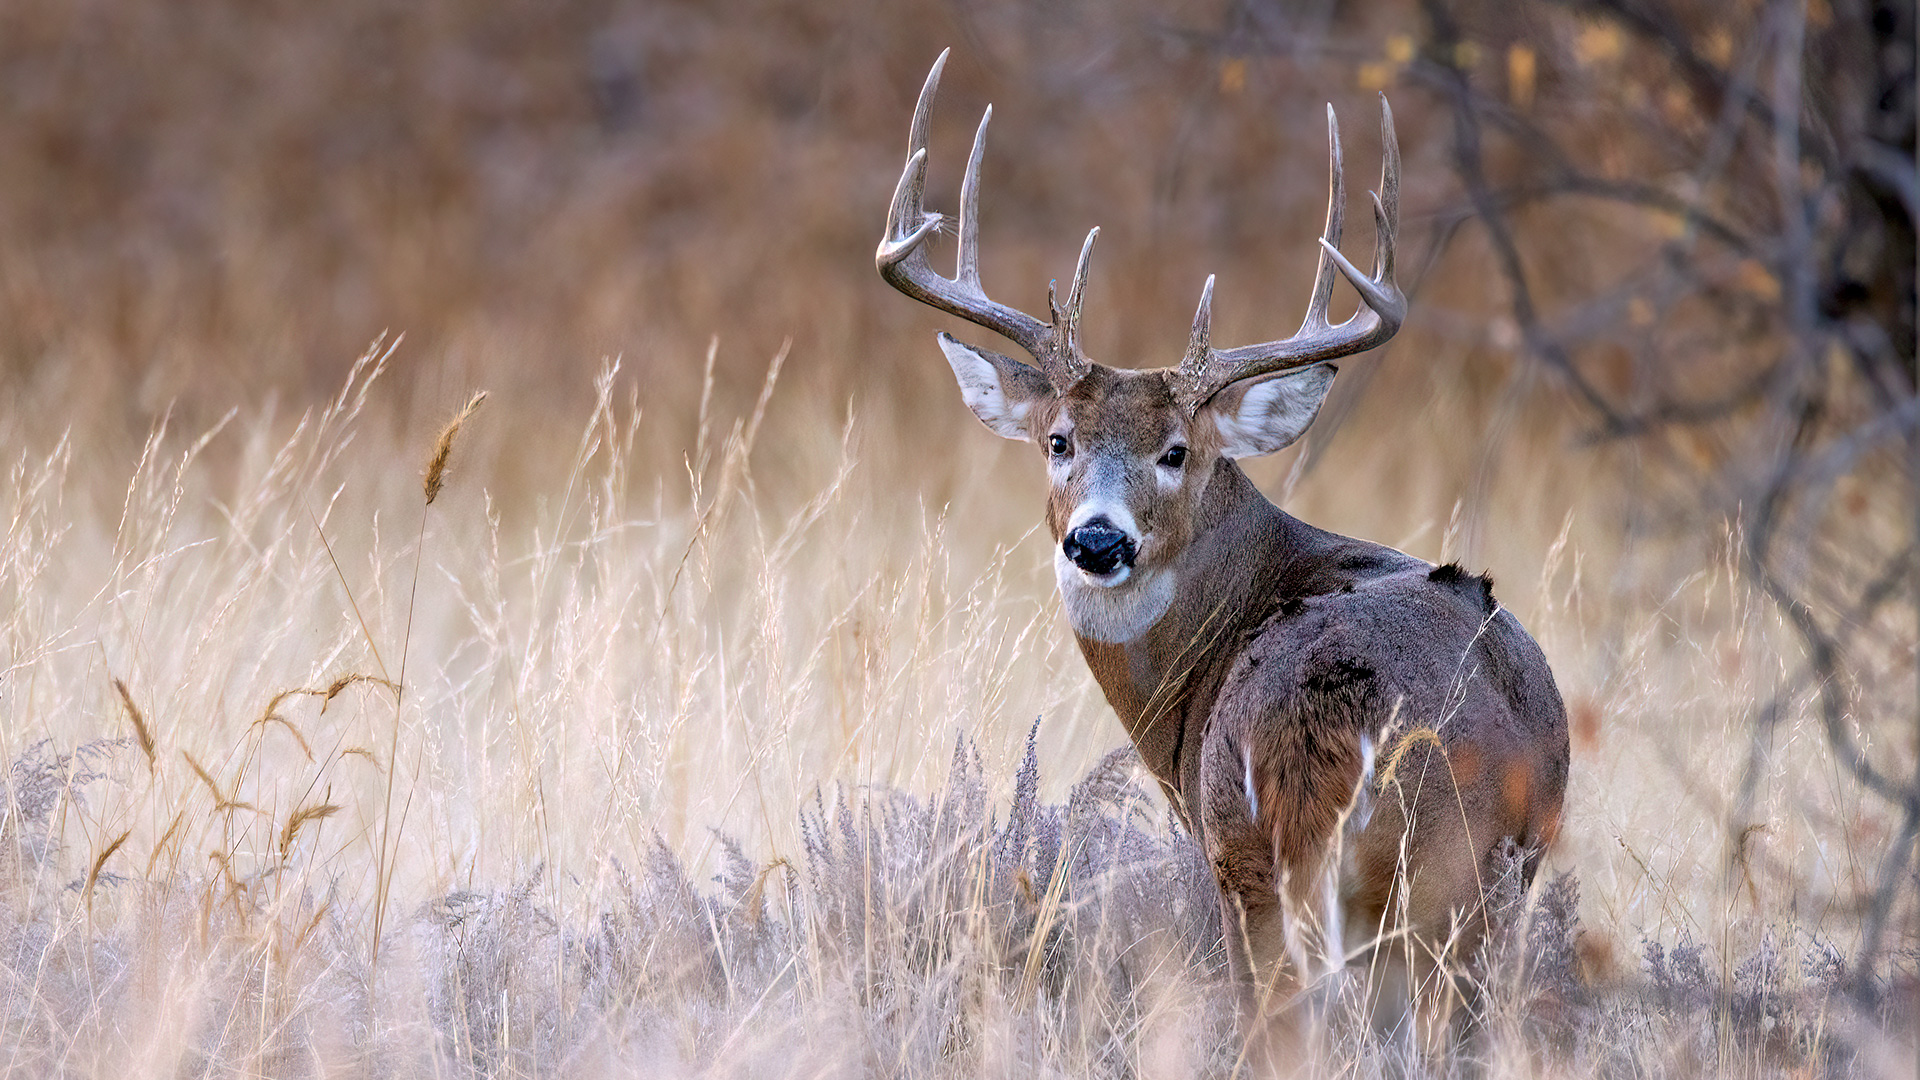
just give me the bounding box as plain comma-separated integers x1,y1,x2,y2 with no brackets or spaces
1159,445,1188,469
1048,434,1071,457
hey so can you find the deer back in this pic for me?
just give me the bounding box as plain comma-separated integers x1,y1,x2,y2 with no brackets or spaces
1207,550,1570,935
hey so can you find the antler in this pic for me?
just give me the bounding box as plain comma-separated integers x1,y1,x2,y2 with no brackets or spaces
876,50,1095,389
1174,98,1405,412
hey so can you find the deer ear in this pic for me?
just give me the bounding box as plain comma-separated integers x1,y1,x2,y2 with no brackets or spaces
937,332,1054,441
1205,364,1337,459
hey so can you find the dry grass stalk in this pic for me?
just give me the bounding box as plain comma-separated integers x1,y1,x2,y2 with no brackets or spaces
737,857,789,930
84,830,130,915
369,391,486,974
423,390,487,506
183,751,254,813
651,340,789,642
1376,726,1445,793
293,899,333,953
321,672,399,707
252,674,398,761
254,691,316,761
309,507,392,684
279,802,342,863
144,811,186,876
0,357,1905,1075
112,676,155,772
1016,843,1073,1008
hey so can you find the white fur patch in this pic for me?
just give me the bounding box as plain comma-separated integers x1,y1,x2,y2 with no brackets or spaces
1243,745,1259,822
1350,734,1376,834
1056,496,1173,641
1067,496,1137,537
1320,857,1346,976
1056,550,1176,643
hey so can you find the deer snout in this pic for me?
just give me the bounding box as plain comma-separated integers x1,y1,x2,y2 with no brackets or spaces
1062,519,1137,577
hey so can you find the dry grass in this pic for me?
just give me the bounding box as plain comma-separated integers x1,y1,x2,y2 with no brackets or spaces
0,0,1913,1075
0,348,1908,1076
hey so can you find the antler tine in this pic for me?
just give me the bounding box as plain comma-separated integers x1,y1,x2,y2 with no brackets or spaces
880,148,939,262
1314,96,1403,324
1056,227,1099,375
1374,94,1399,286
1175,95,1407,414
876,50,948,264
956,104,990,290
907,49,947,159
876,51,1060,372
1300,105,1346,335
1184,274,1216,369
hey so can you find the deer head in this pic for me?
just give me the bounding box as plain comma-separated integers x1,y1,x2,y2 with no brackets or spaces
877,51,1404,642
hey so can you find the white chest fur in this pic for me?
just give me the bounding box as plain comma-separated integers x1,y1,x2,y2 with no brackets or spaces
1055,551,1177,644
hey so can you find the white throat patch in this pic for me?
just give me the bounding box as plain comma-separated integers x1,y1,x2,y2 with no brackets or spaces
1055,550,1177,644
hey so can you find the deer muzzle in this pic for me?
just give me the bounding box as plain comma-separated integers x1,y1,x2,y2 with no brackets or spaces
1062,519,1137,578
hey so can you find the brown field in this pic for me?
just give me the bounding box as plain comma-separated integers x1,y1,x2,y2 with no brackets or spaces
0,0,1912,1075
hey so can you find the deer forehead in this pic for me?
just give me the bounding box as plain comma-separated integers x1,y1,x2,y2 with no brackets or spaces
1052,368,1185,452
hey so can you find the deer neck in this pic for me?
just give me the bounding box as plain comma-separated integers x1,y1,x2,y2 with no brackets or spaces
1069,461,1299,795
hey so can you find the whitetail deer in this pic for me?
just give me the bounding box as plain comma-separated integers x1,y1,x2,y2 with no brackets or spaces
877,52,1570,1061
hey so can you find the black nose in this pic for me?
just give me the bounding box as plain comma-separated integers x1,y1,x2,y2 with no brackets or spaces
1063,520,1137,575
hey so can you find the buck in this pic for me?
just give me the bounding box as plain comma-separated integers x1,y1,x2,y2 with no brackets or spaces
877,52,1570,1058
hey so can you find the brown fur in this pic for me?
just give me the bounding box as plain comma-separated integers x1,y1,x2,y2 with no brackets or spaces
1037,368,1195,558
879,57,1556,1059
1018,365,1571,1050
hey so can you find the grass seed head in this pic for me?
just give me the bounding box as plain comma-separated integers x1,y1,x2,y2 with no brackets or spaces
112,677,155,772
280,802,343,863
323,672,399,708
424,390,487,505
84,830,130,914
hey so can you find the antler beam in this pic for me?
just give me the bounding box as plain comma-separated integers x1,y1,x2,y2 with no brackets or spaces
1175,98,1406,412
876,50,1093,389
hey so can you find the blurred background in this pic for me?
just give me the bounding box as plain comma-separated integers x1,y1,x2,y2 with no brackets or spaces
0,0,1914,1034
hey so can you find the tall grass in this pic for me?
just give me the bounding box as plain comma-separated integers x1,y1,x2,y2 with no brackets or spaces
0,0,1911,1073
0,342,1908,1075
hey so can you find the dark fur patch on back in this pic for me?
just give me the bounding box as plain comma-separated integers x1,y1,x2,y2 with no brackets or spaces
1278,595,1306,618
1430,561,1497,614
1302,656,1375,696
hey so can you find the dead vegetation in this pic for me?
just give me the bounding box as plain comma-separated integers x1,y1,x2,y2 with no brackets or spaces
0,0,1912,1075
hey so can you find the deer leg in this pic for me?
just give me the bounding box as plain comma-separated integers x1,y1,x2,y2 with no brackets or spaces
1200,729,1286,992
1201,727,1309,1072
1219,886,1315,1077
1447,972,1491,1076
1214,869,1290,1011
